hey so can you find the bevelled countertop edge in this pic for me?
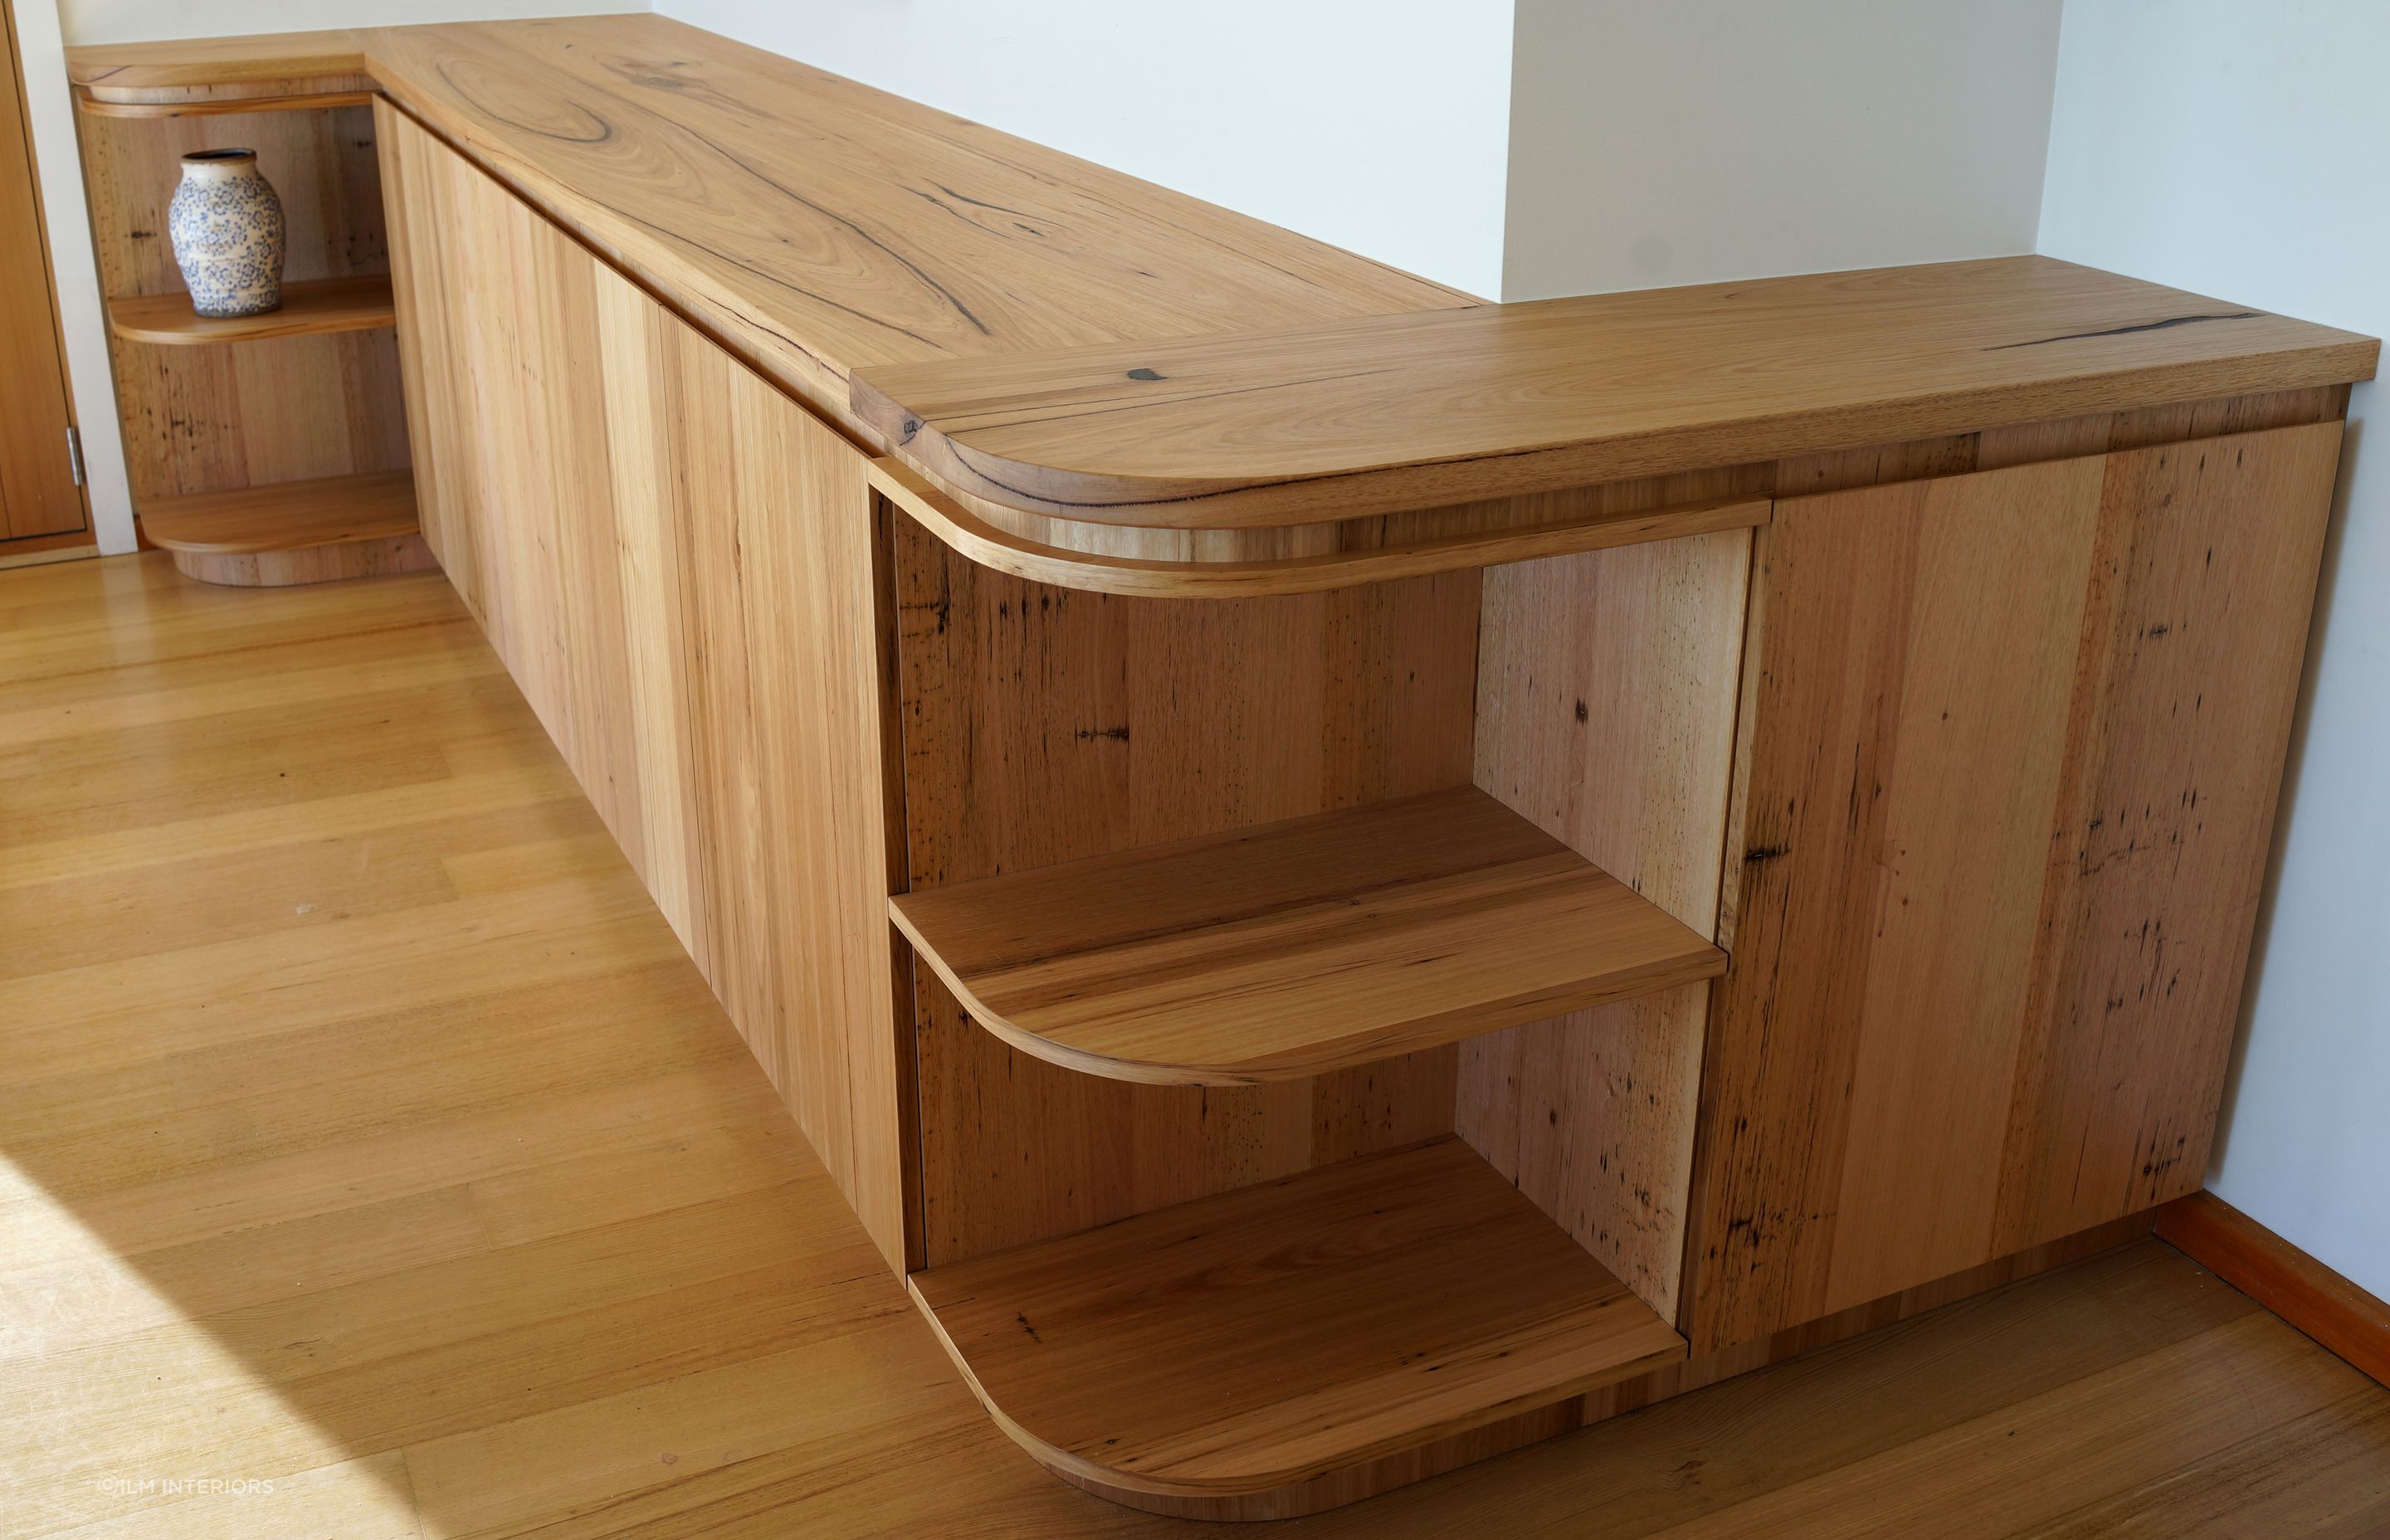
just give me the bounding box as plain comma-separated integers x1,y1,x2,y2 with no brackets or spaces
851,256,2380,529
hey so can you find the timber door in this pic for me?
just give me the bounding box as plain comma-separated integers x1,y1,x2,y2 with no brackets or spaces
0,0,86,548
1684,424,2343,1353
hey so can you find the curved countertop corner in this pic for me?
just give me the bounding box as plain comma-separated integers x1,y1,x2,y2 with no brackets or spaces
849,259,2379,529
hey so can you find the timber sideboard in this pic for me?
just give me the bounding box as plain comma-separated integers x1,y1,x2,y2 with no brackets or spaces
68,17,2382,1519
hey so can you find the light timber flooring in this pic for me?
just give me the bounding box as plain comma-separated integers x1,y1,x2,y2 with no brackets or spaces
3,552,2387,1538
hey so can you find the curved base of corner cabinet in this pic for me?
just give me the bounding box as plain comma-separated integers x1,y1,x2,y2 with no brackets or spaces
144,469,438,587
908,1136,1688,1519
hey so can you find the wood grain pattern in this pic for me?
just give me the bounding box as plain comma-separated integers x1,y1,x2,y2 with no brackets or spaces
852,256,2378,527
379,104,915,1272
909,1136,1687,1507
893,787,1725,1084
109,273,394,344
1686,423,2345,1353
121,15,1475,440
0,0,89,543
892,511,1480,1265
76,100,407,512
1461,529,1756,1321
2158,1192,2390,1389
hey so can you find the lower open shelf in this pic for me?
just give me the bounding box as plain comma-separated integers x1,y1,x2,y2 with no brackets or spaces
141,469,434,587
908,1136,1688,1508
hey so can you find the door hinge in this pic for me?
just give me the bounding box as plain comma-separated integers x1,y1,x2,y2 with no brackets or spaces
65,426,85,489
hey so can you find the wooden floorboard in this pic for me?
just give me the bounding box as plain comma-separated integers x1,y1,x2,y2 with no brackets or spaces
2,551,2385,1538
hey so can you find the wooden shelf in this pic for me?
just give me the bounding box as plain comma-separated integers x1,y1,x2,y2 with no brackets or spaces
109,275,395,345
890,785,1727,1084
76,87,374,119
142,469,417,554
910,1136,1690,1504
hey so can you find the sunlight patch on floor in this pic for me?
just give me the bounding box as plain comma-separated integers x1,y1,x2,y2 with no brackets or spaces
0,1157,427,1540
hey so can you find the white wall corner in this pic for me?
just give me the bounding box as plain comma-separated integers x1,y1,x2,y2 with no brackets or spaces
1499,0,2066,300
17,0,134,553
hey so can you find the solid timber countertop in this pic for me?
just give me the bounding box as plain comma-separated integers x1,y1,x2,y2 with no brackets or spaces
71,22,2378,537
67,16,1474,442
852,259,2379,526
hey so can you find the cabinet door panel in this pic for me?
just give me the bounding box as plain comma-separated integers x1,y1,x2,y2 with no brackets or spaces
1687,423,2341,1351
378,101,913,1271
0,0,85,541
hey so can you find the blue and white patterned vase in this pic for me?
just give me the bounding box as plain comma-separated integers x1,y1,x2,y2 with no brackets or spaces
167,149,285,319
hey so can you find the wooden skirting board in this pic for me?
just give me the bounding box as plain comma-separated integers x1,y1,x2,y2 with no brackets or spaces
2158,1192,2390,1390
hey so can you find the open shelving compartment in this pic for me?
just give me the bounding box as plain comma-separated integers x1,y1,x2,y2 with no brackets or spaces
881,498,1759,1513
895,785,1722,1499
76,85,423,585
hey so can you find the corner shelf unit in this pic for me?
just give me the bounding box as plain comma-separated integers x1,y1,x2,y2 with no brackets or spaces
910,1136,1688,1507
107,274,395,345
74,72,416,588
890,785,1726,1084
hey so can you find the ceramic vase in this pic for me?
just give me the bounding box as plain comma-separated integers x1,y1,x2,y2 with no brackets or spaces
167,149,286,319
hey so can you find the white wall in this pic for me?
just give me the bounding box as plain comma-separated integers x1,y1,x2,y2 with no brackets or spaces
653,0,1514,300
2041,0,2390,1299
1501,0,2065,300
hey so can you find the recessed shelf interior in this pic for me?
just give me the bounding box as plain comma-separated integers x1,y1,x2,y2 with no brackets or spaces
108,274,396,345
141,469,417,555
910,1134,1690,1500
889,783,1728,1084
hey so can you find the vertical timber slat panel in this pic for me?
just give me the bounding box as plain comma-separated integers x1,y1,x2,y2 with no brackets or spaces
1992,427,2346,1250
378,101,914,1270
1685,425,2343,1352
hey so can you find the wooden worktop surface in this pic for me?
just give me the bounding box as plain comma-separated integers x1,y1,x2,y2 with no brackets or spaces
856,257,2379,526
68,17,1473,438
72,21,2378,533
